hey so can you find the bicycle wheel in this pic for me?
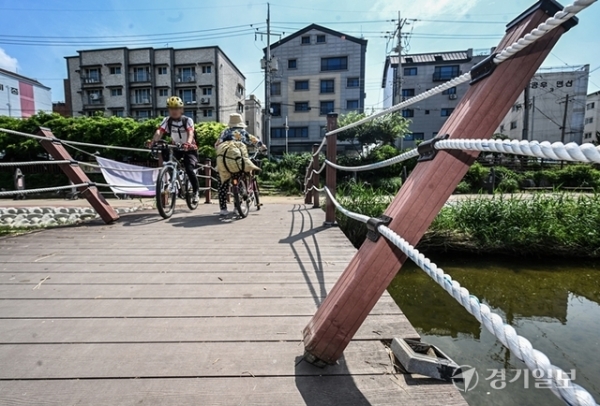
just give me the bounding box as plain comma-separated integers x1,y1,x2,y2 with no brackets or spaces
252,178,261,211
185,178,199,211
156,166,177,219
233,178,250,218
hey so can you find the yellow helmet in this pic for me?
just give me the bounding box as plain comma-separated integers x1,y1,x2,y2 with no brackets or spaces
166,96,184,108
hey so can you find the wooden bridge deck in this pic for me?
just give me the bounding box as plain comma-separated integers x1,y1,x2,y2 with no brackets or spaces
0,203,466,405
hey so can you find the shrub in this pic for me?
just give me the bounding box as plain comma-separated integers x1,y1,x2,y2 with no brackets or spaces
496,178,519,193
455,181,472,194
373,177,403,194
464,162,489,191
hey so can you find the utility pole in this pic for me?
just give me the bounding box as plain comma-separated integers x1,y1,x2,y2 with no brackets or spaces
522,85,530,140
265,3,271,157
392,11,406,105
560,94,570,144
530,96,535,139
284,115,289,154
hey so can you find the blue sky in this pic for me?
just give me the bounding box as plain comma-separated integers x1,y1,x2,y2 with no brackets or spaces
0,0,598,110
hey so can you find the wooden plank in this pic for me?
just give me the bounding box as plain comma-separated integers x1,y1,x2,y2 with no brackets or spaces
303,5,572,364
0,255,354,263
0,375,467,406
0,315,418,343
0,297,401,318
0,340,392,379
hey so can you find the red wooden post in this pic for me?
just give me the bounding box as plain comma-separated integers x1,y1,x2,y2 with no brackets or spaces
303,3,575,365
37,127,119,224
324,113,338,225
204,157,212,204
312,143,320,209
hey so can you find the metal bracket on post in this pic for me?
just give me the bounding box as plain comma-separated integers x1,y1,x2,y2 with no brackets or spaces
303,351,329,368
366,215,392,242
469,53,498,85
416,134,449,162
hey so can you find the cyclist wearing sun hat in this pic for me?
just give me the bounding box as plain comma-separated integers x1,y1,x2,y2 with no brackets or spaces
150,96,200,204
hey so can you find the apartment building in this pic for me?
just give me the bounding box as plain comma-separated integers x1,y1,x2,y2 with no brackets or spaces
244,94,262,138
266,24,367,153
583,90,600,143
0,68,52,118
382,49,489,147
64,46,246,123
496,65,589,143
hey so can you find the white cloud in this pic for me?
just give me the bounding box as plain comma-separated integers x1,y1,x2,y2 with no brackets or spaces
0,48,18,72
370,0,479,22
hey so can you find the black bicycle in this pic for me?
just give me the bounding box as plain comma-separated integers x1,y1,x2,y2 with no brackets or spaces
231,150,262,218
151,140,198,219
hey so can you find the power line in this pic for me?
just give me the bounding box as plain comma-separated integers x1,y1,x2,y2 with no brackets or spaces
0,3,266,12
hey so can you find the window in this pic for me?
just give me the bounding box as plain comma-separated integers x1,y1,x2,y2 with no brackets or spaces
237,84,244,96
413,133,425,141
316,34,326,43
510,121,518,129
347,77,359,88
133,88,151,104
584,132,592,139
401,88,415,98
587,102,596,110
289,127,309,138
346,100,359,111
178,67,196,82
202,87,212,96
158,110,168,117
295,102,310,112
320,101,334,115
110,88,122,97
109,66,121,75
320,79,335,94
441,108,455,117
270,103,281,117
442,87,457,95
288,59,297,69
321,57,347,71
178,89,196,104
87,89,102,104
270,82,281,96
237,102,244,113
203,109,213,117
301,36,311,44
404,67,417,76
585,117,594,125
201,65,212,74
132,67,150,82
0,84,3,91
500,124,505,132
158,67,167,75
433,65,460,81
271,128,285,138
84,68,101,83
295,80,309,91
158,89,169,97
184,110,196,121
401,109,414,118
425,110,430,115
135,110,151,120
111,109,124,117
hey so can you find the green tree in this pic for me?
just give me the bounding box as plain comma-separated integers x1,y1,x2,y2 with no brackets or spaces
196,122,226,158
337,112,409,146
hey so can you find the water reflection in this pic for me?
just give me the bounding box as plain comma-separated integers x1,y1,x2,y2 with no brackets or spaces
388,257,600,406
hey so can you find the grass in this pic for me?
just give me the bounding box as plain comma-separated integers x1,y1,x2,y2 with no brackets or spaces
335,184,600,258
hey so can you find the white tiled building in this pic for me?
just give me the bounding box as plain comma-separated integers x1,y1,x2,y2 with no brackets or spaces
0,68,52,118
584,90,600,143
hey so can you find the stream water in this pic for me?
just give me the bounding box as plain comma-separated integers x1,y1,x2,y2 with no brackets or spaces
388,256,600,406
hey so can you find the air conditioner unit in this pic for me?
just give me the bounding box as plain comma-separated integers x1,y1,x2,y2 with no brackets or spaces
143,98,150,104
200,98,210,105
449,94,458,100
90,94,99,100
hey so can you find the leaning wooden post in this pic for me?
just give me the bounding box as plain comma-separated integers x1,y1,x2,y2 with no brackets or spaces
302,2,576,365
204,157,212,204
324,113,338,225
37,127,119,224
312,143,320,209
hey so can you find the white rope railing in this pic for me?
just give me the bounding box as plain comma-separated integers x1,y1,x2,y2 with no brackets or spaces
494,0,597,64
0,183,88,197
323,188,599,406
0,160,73,167
324,149,419,172
436,139,600,163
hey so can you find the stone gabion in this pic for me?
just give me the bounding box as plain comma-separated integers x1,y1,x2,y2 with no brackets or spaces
0,206,141,229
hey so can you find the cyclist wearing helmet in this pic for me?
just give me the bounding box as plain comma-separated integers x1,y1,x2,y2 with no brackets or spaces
151,96,200,204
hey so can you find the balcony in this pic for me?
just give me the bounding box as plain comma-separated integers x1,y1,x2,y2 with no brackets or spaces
83,96,104,109
131,96,152,105
130,72,152,84
81,75,102,86
432,70,461,82
176,75,196,84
